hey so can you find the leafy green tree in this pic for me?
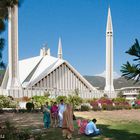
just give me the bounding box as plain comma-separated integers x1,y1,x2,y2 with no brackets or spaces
67,90,83,110
121,39,140,82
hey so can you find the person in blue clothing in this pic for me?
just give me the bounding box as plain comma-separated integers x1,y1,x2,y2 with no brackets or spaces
43,102,51,128
85,118,100,137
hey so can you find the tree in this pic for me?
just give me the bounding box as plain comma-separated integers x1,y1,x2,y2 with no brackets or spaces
0,0,20,69
121,39,140,83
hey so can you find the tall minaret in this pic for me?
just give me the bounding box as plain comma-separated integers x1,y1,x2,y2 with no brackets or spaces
58,37,63,59
7,5,21,89
104,7,114,93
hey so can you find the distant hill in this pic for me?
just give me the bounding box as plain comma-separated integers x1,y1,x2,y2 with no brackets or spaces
84,75,140,90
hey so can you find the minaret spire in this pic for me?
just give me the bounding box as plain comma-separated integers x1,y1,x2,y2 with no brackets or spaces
104,7,114,93
58,37,63,59
106,7,113,32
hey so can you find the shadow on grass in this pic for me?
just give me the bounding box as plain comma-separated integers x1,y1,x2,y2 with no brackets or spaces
97,124,140,140
44,122,140,140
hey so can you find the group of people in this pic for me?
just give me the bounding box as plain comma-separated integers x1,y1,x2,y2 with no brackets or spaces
42,99,100,139
42,99,74,139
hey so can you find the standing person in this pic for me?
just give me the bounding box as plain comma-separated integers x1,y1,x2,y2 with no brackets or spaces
43,102,51,129
51,102,58,127
85,118,100,137
62,104,74,139
58,99,65,127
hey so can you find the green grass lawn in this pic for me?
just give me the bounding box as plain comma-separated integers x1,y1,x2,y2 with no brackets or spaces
43,120,140,140
0,110,140,140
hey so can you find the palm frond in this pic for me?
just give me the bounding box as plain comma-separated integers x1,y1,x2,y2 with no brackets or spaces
121,61,140,83
126,39,140,59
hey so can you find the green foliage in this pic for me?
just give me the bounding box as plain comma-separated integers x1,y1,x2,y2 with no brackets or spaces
2,120,31,140
56,95,67,103
32,96,49,108
67,90,83,110
0,95,17,108
81,105,90,111
121,39,140,82
85,98,97,103
26,102,34,112
112,97,126,103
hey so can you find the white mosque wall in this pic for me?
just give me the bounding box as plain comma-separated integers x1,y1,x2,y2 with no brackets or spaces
32,63,91,92
0,88,117,99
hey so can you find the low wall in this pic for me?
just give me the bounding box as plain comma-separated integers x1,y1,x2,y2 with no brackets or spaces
0,88,117,99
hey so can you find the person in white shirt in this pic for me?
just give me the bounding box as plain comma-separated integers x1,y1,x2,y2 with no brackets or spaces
58,99,66,127
85,119,100,136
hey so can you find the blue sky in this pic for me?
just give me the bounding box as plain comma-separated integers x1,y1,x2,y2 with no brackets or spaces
2,0,140,76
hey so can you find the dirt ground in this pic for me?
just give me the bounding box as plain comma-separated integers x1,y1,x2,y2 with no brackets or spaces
74,109,140,124
0,109,140,129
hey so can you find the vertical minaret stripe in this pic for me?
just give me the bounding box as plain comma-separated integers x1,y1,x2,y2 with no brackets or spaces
7,5,21,89
58,37,63,59
104,7,114,92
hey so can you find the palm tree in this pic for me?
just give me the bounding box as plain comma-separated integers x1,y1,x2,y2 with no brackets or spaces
0,0,19,69
121,39,140,82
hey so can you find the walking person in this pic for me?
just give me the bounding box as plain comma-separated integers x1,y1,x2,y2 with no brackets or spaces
62,104,74,139
43,102,51,129
58,99,65,127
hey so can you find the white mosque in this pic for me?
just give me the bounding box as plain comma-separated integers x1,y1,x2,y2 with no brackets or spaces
1,5,118,98
1,5,97,93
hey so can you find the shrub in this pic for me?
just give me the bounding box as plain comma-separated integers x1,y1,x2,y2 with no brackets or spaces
1,120,31,139
26,102,34,112
89,99,101,111
0,95,18,109
112,97,126,103
136,93,140,99
9,100,18,108
92,106,101,111
98,97,113,105
113,98,131,110
67,92,83,110
32,96,48,108
0,95,11,108
135,99,140,108
18,109,27,113
81,105,90,111
90,100,98,106
135,100,140,105
56,95,67,103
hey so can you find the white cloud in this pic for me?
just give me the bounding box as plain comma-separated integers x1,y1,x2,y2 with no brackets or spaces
95,71,120,79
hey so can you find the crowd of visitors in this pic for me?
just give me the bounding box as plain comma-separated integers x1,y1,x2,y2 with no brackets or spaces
42,99,100,139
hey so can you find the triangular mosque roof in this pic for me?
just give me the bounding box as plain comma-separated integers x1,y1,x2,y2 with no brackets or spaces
2,54,97,91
